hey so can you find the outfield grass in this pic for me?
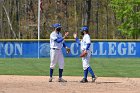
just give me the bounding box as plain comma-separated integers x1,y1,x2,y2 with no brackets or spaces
0,58,140,77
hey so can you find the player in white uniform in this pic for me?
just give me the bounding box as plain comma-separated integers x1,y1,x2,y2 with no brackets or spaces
49,23,69,82
73,26,96,83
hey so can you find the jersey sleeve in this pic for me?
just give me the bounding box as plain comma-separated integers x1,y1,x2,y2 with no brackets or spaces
86,43,91,50
85,35,91,44
63,42,66,48
50,33,64,43
50,33,57,40
55,37,64,43
85,35,91,50
75,37,81,45
56,33,64,43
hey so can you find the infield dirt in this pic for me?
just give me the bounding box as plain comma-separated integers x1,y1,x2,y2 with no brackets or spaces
0,76,140,93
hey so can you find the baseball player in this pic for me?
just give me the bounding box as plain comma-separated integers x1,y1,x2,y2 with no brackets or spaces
49,23,70,82
73,26,96,83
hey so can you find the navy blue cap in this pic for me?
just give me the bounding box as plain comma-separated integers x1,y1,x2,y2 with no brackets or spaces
52,23,62,28
80,26,88,32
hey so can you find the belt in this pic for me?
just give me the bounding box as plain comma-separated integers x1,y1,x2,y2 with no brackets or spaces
51,48,60,50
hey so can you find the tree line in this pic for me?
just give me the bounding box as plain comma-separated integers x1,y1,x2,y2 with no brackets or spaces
0,0,139,39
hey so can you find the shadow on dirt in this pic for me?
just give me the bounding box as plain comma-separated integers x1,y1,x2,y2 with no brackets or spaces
96,81,122,84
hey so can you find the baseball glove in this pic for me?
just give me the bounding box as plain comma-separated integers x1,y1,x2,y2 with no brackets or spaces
66,47,70,54
80,51,87,57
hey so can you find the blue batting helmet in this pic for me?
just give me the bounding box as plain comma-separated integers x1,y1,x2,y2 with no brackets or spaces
52,23,62,28
80,26,88,32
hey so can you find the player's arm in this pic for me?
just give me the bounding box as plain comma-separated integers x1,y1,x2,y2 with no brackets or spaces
81,43,90,55
86,43,91,50
75,37,80,44
85,36,91,51
63,42,66,48
54,37,64,43
80,41,90,57
50,34,63,43
50,33,57,40
63,42,70,54
73,33,80,45
54,32,69,43
51,32,68,43
63,42,69,49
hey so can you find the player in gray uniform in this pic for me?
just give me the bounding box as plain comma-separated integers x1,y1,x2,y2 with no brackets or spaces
49,23,69,82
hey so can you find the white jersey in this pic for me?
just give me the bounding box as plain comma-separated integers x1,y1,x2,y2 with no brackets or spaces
50,31,64,49
80,34,91,70
80,34,91,51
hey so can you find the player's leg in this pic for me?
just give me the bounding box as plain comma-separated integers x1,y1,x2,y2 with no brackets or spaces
87,66,97,82
80,57,89,83
58,50,67,82
87,51,96,82
49,49,58,82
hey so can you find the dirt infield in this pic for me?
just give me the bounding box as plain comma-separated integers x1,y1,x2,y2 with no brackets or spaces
0,76,140,93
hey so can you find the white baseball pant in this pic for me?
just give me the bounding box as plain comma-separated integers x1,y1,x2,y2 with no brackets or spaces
82,50,91,70
50,49,64,69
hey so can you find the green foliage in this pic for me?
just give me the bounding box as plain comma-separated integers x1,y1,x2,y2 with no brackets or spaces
0,0,139,39
110,0,140,38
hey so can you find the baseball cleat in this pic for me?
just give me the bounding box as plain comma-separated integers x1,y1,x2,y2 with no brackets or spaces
80,78,88,83
49,77,53,82
91,76,97,82
58,78,67,82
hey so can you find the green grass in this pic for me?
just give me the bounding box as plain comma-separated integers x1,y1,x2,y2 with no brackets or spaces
0,58,140,77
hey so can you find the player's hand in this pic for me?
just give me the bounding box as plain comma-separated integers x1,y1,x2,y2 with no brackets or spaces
80,50,87,57
65,32,69,37
63,32,69,39
73,32,77,39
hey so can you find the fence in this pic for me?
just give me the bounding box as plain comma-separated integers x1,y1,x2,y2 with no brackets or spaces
0,39,139,58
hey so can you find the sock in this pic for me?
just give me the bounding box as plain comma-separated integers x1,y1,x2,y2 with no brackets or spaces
50,68,53,78
84,69,88,79
88,66,95,78
59,69,63,78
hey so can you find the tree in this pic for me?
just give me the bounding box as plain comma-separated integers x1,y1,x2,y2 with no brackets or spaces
110,0,140,39
1,0,139,39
